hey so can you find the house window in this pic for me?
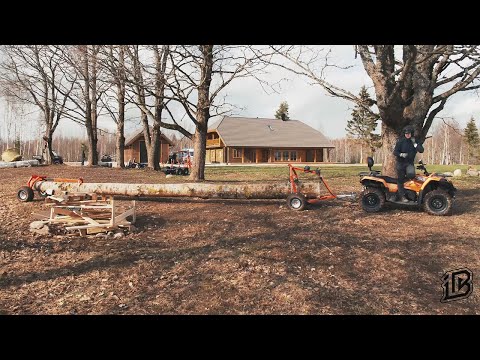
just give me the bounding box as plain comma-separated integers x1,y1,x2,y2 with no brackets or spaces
233,148,242,158
273,150,297,161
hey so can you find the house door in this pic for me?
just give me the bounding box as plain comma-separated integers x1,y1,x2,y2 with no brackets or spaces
215,148,223,163
261,149,269,162
306,150,314,162
139,141,147,163
244,148,255,163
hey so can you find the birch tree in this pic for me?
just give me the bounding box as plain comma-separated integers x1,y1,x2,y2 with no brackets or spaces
0,45,75,163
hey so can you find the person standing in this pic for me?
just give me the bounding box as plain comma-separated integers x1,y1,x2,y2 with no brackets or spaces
393,125,424,202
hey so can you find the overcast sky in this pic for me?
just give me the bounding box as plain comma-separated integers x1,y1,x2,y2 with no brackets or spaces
1,45,480,142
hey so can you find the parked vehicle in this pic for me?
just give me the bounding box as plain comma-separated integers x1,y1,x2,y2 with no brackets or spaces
32,150,63,164
101,154,113,162
52,151,63,164
127,160,147,169
178,148,194,163
359,157,456,215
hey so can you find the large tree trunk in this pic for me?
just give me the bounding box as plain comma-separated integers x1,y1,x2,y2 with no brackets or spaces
45,132,54,165
90,48,99,166
82,45,98,166
147,125,161,170
381,125,400,177
190,124,207,181
116,120,125,168
116,47,126,168
190,45,213,182
86,125,98,166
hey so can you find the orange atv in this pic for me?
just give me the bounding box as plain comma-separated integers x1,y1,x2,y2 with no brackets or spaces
359,157,456,215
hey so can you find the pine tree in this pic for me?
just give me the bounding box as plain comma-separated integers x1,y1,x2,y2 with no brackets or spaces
346,86,381,162
464,116,480,164
275,101,290,120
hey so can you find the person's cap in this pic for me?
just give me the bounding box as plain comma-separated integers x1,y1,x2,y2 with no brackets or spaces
403,126,414,134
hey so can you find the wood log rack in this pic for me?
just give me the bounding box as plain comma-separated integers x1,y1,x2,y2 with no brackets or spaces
44,193,136,236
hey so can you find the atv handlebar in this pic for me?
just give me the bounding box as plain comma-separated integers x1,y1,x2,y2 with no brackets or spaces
358,170,380,176
416,161,430,176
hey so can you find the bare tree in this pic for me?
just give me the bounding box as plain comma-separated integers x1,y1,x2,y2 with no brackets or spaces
57,45,107,166
99,45,127,168
124,45,190,170
168,45,272,181
270,45,480,176
0,45,75,163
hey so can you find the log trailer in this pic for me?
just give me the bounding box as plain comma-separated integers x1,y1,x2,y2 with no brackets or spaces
17,164,356,210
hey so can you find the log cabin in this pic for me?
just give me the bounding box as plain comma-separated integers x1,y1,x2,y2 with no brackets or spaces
124,128,174,164
206,116,334,164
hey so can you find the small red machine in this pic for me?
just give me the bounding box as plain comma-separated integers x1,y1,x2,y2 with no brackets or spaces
17,175,83,202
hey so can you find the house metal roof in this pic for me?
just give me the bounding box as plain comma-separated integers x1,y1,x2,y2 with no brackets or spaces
125,127,174,147
208,116,334,148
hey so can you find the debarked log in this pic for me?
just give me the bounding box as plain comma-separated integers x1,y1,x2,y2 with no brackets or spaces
35,181,322,199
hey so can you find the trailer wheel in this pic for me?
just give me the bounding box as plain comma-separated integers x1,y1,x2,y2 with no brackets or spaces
286,193,307,211
182,168,189,176
17,186,34,202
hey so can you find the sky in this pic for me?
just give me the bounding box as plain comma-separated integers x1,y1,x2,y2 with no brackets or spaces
1,45,480,142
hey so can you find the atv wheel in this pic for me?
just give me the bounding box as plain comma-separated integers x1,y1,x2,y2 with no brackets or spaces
286,193,307,211
423,189,452,216
361,187,385,213
17,186,34,202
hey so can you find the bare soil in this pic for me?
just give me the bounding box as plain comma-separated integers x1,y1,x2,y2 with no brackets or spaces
1,165,479,314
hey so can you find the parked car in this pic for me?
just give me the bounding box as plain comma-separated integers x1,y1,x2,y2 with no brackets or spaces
101,154,113,162
52,151,63,164
32,150,63,164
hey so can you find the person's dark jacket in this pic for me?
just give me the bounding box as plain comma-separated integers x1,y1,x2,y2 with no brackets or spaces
393,137,424,164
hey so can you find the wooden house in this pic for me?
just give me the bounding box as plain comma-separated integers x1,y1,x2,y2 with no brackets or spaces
124,128,174,164
206,116,334,164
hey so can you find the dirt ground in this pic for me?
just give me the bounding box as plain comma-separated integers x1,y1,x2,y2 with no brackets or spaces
1,165,479,314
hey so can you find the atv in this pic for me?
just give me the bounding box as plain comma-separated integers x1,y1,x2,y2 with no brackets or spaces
359,157,456,215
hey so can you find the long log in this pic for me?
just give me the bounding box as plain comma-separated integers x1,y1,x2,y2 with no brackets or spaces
35,181,321,199
0,159,40,168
